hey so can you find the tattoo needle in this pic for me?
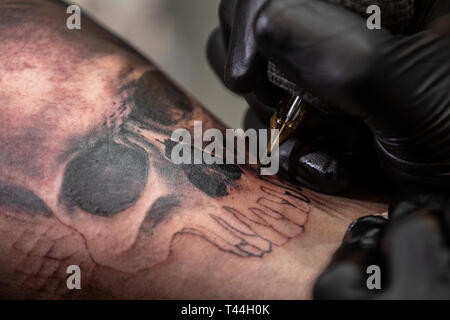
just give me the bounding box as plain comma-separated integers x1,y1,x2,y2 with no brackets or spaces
257,93,309,174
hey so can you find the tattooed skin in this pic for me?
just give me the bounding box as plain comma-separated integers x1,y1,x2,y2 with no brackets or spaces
0,0,388,299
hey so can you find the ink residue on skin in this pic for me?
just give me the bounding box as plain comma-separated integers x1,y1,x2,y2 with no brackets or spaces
143,195,180,232
163,139,243,198
61,140,149,216
0,183,52,216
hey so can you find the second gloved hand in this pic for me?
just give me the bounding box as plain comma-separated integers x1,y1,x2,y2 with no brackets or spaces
313,190,450,299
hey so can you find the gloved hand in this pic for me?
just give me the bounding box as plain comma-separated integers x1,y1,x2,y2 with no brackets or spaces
207,0,450,194
313,190,450,299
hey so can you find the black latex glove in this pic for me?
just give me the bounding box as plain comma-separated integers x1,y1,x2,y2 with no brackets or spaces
207,0,450,194
313,190,450,299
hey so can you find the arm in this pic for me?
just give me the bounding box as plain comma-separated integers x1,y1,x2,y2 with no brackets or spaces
0,0,388,299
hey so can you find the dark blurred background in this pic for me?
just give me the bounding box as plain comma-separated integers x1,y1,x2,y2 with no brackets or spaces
72,0,246,128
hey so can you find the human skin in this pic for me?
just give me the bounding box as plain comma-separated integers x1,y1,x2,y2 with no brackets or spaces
0,0,388,299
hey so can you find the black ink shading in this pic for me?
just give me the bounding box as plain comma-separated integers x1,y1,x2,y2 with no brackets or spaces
259,175,310,203
142,195,180,233
129,70,193,129
163,139,243,197
60,68,236,217
59,70,195,217
0,183,52,216
62,140,149,216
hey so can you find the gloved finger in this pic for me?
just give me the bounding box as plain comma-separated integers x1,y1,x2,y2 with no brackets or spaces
207,28,228,81
313,216,387,299
389,189,446,220
389,189,450,244
224,0,268,93
207,31,282,118
313,262,372,299
342,215,388,248
218,0,236,48
242,81,284,122
210,2,280,100
279,114,385,195
384,210,449,299
206,0,236,85
335,216,387,268
331,217,387,278
280,143,351,195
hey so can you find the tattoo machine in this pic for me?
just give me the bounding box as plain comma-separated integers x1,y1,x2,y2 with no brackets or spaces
262,0,415,168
